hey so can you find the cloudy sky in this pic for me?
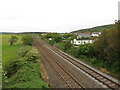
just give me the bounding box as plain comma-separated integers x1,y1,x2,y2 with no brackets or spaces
0,0,119,33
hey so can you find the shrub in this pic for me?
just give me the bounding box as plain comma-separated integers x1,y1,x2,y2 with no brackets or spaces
4,58,27,78
18,45,31,57
63,41,72,52
78,43,96,57
22,35,33,45
25,48,40,63
49,40,55,45
90,58,97,64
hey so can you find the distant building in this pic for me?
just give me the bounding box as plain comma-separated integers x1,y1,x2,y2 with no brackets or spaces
91,32,101,37
41,33,47,36
77,34,91,39
71,39,94,45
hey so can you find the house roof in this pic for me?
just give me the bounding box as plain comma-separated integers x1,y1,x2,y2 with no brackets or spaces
78,34,91,37
76,39,93,40
92,32,101,34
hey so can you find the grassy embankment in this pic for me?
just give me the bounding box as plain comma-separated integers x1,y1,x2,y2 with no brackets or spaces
2,34,48,88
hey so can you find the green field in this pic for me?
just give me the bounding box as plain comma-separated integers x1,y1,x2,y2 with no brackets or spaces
2,34,22,70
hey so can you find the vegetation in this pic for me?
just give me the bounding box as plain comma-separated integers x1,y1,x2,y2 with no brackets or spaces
2,34,48,88
3,60,47,88
18,45,31,57
94,21,120,76
3,47,48,88
22,34,33,45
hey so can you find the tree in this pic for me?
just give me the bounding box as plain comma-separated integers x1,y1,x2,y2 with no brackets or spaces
63,41,72,52
22,35,33,45
68,47,79,58
94,30,109,59
9,36,18,45
93,20,120,75
53,35,62,43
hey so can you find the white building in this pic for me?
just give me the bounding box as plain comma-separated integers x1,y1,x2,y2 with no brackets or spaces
71,39,94,45
91,32,101,37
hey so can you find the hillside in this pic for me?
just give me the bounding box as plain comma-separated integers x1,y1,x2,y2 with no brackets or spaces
71,24,113,33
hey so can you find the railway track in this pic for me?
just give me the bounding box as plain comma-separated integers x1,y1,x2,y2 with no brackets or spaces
34,36,85,89
48,43,120,90
34,35,120,90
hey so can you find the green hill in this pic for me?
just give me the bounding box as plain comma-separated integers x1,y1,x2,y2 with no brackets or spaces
71,24,113,33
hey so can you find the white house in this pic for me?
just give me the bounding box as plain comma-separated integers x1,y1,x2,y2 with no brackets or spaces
71,39,94,45
48,38,52,40
91,32,101,37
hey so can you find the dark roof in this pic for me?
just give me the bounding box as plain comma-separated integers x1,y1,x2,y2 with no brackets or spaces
76,39,93,40
92,32,100,34
78,34,91,37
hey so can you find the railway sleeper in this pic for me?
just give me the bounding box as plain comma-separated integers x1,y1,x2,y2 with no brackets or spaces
100,79,107,82
104,81,112,84
97,76,104,79
93,74,100,77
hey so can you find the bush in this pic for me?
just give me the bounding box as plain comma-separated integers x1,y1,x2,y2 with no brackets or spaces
25,48,40,63
22,35,33,45
54,42,65,51
18,45,31,57
63,41,72,52
67,47,79,58
49,40,55,45
90,58,97,64
4,58,27,78
78,43,96,57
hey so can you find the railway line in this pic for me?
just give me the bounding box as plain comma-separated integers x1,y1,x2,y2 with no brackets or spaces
34,35,120,89
34,36,85,89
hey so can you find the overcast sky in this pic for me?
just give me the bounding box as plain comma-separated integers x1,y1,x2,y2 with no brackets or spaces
0,0,119,33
